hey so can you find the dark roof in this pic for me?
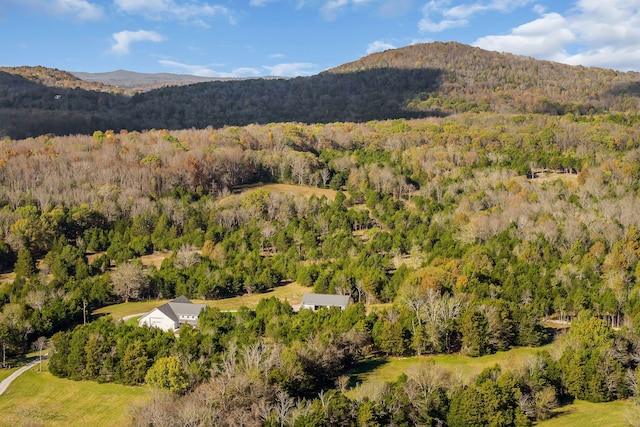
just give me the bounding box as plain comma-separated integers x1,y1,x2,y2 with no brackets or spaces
155,302,179,322
301,293,350,308
146,296,205,322
169,302,206,317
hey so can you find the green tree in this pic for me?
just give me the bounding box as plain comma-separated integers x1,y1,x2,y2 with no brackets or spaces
558,312,625,402
448,367,530,427
461,309,489,357
13,247,37,279
119,340,150,385
145,356,190,394
379,319,406,356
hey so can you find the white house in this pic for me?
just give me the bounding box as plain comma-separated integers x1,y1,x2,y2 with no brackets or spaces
301,293,350,311
138,296,207,332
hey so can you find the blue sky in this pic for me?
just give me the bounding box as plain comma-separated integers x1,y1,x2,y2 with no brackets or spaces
1,0,639,77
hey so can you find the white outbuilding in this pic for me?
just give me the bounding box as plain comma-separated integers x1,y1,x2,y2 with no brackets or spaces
138,296,206,332
300,293,350,311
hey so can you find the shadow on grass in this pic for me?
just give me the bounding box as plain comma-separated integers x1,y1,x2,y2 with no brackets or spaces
348,358,389,387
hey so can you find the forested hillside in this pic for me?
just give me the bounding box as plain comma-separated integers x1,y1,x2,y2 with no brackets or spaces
1,42,639,139
332,42,640,114
2,108,640,424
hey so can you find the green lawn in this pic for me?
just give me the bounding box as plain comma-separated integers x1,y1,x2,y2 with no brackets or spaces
349,342,637,427
537,399,634,427
93,281,310,320
0,365,150,427
351,340,561,391
0,367,18,382
92,299,168,320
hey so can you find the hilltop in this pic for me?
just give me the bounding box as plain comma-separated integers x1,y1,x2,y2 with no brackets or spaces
1,41,639,139
0,65,113,93
330,42,640,114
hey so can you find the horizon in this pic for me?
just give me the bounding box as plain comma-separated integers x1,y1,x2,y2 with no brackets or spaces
7,40,640,80
1,1,639,77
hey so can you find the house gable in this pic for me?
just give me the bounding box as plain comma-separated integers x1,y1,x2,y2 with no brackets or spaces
138,296,206,331
138,307,178,331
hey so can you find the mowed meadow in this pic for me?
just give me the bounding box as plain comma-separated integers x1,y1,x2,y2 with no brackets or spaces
0,365,150,426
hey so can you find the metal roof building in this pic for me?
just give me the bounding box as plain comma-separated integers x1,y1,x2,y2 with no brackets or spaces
301,293,350,311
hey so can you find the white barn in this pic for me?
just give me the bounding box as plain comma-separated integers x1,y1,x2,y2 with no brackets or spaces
138,296,206,332
301,293,350,311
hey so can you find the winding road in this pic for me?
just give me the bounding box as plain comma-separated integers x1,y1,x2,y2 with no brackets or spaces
0,360,38,396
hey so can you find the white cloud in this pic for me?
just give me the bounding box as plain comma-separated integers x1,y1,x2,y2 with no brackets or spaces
114,0,174,15
532,4,546,14
110,30,165,55
114,0,236,24
320,0,374,20
321,0,349,20
223,67,263,78
158,59,216,76
264,63,318,77
366,40,396,54
269,53,286,59
56,0,103,19
159,60,261,77
419,17,466,32
419,1,466,31
473,0,640,71
377,0,413,18
445,0,531,19
419,0,532,33
249,0,276,5
475,12,575,59
13,0,103,20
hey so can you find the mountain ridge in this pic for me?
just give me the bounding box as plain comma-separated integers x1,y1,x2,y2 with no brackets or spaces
69,70,280,90
328,42,640,115
1,41,639,139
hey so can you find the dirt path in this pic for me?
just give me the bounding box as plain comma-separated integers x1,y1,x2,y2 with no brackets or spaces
0,361,38,396
121,312,146,322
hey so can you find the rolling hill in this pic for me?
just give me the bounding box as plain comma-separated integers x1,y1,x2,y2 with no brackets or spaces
1,41,639,139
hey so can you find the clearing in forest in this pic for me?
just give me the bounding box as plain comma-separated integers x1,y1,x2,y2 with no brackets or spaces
218,183,337,205
92,281,310,320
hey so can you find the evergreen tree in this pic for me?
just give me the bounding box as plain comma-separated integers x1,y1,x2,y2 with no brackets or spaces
461,309,489,357
119,340,150,385
13,247,37,279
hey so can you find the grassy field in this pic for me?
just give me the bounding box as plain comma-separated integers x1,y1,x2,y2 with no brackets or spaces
0,367,18,383
348,340,637,426
86,250,173,267
0,365,149,427
350,340,561,392
218,183,337,206
93,281,310,320
538,399,634,427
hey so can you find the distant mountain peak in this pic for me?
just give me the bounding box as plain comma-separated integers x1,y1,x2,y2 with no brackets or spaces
69,70,225,90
